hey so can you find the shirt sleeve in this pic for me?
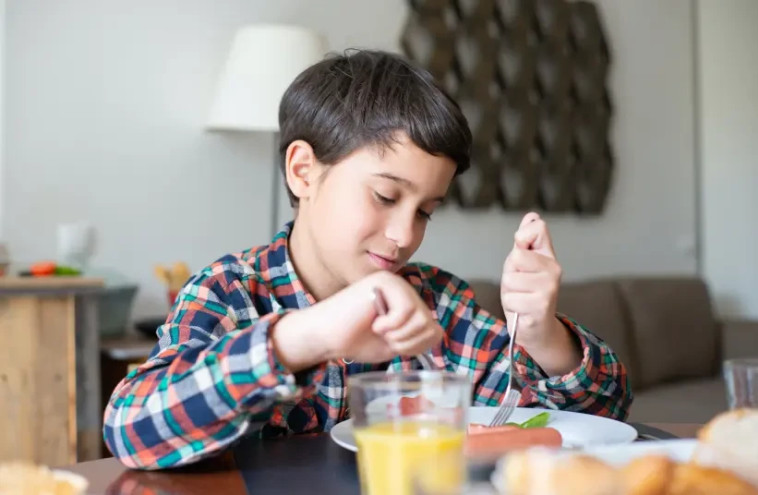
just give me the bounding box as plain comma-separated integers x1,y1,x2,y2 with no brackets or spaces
423,265,633,420
102,258,300,469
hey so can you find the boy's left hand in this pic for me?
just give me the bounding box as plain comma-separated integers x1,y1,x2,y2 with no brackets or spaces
500,212,561,345
500,212,581,375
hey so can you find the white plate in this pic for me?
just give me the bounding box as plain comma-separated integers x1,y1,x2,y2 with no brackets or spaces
582,438,697,465
329,406,638,452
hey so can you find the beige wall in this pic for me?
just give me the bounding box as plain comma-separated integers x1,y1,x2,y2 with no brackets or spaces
3,0,699,318
697,0,758,318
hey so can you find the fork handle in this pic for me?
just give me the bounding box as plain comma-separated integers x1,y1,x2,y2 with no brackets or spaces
507,312,519,389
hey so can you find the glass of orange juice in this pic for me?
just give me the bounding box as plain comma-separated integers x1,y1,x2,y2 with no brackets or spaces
348,371,471,495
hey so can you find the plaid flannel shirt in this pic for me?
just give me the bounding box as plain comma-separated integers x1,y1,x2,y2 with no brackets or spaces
103,223,632,469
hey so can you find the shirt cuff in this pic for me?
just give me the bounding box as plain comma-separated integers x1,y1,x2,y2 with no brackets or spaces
235,310,299,407
246,309,329,406
511,314,605,407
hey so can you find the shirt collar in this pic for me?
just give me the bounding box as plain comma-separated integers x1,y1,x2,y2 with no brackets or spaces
265,221,317,309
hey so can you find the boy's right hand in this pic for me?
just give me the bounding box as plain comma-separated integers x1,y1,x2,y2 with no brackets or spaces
272,271,444,371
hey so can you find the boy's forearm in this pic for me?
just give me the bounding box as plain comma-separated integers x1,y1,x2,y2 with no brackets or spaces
520,317,582,377
105,317,299,469
272,309,332,372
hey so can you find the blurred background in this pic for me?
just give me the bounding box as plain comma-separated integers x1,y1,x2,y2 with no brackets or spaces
0,0,756,464
2,0,756,320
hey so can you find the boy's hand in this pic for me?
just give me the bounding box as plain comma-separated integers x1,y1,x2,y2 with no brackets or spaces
368,272,444,360
273,271,444,371
500,212,562,345
500,212,581,376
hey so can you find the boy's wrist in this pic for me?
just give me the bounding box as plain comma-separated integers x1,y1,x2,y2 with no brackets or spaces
271,309,331,373
519,316,582,377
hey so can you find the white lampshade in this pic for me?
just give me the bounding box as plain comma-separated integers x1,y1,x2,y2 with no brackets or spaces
206,24,328,132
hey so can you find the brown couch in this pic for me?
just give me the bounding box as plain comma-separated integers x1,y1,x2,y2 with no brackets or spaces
467,277,758,423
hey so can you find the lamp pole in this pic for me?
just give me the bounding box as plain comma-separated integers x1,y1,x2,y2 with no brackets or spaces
205,25,327,241
270,132,281,239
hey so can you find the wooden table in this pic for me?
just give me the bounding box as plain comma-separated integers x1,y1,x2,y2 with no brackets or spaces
0,276,104,465
63,423,701,495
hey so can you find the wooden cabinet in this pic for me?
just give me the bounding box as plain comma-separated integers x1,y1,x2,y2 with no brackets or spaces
0,277,104,466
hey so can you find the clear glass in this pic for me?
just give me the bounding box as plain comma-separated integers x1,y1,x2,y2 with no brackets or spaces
348,371,472,495
724,358,758,409
412,455,498,495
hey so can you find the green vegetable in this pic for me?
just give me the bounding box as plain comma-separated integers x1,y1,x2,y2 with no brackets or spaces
505,412,551,429
54,265,82,276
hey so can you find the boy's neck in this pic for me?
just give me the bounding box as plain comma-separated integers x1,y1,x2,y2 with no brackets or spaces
287,220,344,302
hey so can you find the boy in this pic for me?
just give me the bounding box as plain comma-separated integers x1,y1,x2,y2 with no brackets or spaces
103,50,632,469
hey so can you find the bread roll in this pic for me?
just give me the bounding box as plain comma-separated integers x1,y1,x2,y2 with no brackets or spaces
498,408,758,495
502,449,620,495
694,408,758,487
668,464,758,495
621,455,676,495
0,462,88,495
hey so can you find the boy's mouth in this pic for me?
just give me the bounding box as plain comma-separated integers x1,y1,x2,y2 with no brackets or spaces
368,252,398,271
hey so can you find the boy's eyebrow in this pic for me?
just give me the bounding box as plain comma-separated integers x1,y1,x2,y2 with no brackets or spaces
373,172,415,189
372,172,446,203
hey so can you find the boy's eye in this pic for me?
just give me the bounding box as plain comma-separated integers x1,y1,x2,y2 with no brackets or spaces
373,192,396,205
373,191,433,221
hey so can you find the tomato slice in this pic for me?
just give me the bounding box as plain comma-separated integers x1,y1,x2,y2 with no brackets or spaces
30,261,57,276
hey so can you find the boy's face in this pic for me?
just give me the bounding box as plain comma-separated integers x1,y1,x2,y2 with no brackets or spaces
290,133,456,290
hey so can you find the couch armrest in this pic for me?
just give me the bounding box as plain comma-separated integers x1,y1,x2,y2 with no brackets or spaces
721,319,758,360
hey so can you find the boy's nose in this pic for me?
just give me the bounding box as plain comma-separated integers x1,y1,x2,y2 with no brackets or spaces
384,211,416,249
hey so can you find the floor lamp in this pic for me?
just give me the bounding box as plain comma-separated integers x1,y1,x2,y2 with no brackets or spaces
206,24,327,238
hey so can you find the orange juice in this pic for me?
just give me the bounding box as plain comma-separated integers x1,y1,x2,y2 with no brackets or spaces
354,421,465,495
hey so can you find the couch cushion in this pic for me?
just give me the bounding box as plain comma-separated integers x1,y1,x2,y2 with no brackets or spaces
558,281,638,387
628,376,726,423
617,278,719,389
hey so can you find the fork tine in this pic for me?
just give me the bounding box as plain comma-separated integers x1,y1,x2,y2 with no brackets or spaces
490,400,508,426
491,406,507,426
490,390,520,426
491,404,510,426
490,408,502,427
499,400,514,424
501,403,516,424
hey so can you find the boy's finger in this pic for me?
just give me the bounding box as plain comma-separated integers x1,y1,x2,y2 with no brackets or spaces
500,271,546,294
503,248,550,273
513,212,541,250
382,312,429,343
513,215,556,259
501,291,542,315
371,277,424,330
388,324,443,356
519,211,541,228
372,307,413,333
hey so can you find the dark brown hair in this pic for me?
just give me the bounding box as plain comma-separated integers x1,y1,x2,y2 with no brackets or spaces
278,49,472,205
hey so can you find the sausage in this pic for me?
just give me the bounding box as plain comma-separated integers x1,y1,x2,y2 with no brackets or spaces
465,427,563,457
467,424,520,435
398,396,435,416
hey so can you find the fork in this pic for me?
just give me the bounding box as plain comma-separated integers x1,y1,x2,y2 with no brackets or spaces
489,312,521,426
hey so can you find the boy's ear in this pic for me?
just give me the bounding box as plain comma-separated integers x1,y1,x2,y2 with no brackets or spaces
284,140,317,201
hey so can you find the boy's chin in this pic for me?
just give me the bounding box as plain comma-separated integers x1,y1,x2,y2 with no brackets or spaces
363,265,401,278
349,264,397,283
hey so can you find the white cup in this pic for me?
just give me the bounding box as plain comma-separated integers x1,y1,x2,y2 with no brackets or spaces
57,222,95,270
